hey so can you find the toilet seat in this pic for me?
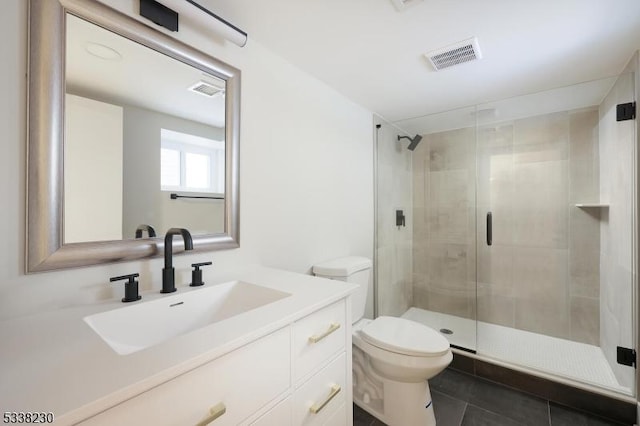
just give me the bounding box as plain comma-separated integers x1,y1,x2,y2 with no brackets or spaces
360,316,450,357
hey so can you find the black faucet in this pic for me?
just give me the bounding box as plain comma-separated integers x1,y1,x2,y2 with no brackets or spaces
135,224,156,239
161,228,193,293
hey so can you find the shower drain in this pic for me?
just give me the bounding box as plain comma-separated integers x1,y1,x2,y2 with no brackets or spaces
440,328,453,335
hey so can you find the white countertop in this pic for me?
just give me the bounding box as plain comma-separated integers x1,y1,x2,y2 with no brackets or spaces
0,266,357,425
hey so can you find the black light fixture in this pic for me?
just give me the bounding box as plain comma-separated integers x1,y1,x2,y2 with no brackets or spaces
140,0,179,32
139,0,247,47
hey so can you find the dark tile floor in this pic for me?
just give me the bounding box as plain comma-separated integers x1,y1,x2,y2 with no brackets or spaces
353,368,631,426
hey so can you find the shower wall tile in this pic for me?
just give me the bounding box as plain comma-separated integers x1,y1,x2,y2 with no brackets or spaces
569,248,599,299
425,242,476,320
569,208,600,299
511,246,570,339
427,243,476,291
513,112,569,163
482,153,515,246
477,289,515,328
412,155,428,212
569,208,600,252
412,242,429,279
413,285,429,311
412,125,476,320
569,109,599,203
429,170,474,244
427,128,475,172
512,247,568,303
477,245,514,295
479,125,514,149
425,287,476,320
515,297,570,339
569,296,599,345
413,207,428,241
512,160,568,248
377,243,413,317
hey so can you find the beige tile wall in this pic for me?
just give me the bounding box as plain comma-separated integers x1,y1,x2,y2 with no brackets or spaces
412,108,602,345
412,127,477,320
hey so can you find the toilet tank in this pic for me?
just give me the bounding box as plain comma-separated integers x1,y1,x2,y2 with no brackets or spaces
312,256,372,324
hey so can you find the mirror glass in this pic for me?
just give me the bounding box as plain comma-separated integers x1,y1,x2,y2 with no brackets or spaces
64,14,225,243
27,0,239,272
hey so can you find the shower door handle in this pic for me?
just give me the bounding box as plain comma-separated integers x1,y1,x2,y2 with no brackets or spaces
486,212,492,246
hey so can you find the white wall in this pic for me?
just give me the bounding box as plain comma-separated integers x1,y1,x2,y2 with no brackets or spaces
0,0,373,320
65,94,124,243
121,104,225,237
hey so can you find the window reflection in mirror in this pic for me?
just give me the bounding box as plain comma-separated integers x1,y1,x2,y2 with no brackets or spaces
63,13,226,244
160,129,225,195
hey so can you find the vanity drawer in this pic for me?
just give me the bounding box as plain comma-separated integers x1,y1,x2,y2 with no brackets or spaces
293,352,347,426
80,327,290,426
324,403,347,426
248,396,292,426
293,300,346,381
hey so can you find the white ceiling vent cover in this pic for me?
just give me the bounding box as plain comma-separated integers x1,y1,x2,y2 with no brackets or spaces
188,79,225,98
425,37,482,71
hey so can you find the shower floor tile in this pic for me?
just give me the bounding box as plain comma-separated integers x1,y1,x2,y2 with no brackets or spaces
401,307,630,395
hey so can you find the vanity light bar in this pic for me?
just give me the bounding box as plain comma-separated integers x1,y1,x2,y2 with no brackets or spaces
158,0,248,47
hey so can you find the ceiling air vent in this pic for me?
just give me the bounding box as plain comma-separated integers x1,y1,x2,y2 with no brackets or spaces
425,37,482,71
188,79,225,98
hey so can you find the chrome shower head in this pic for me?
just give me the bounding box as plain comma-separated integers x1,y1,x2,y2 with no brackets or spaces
397,134,423,151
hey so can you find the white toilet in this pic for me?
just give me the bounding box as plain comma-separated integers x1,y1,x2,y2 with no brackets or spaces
313,257,452,426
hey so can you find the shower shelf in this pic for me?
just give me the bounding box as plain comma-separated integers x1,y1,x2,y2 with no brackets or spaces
574,203,609,208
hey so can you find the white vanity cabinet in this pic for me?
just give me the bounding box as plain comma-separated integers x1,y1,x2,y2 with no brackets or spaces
291,299,349,425
77,297,352,426
248,396,292,426
79,328,291,426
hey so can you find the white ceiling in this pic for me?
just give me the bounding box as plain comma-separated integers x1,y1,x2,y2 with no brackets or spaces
66,14,226,128
198,0,640,122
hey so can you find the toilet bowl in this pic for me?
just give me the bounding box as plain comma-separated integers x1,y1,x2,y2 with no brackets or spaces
355,316,452,383
313,257,452,426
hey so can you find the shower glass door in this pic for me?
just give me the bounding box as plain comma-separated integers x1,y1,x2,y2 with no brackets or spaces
391,107,479,352
374,117,415,320
381,72,636,397
475,74,637,396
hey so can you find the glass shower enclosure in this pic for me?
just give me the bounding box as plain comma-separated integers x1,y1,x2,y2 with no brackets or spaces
374,72,637,397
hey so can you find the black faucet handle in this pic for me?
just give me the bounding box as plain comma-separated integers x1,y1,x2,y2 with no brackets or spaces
110,273,142,303
190,262,212,287
191,261,213,269
110,273,140,282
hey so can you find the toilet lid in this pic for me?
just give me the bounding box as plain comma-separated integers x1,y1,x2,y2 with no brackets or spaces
360,316,450,357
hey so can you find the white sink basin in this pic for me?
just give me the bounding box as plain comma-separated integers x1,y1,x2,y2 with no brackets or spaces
84,281,291,355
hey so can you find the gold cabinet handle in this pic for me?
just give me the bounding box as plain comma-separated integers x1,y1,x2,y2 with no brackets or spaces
309,385,341,414
308,323,340,344
195,402,226,426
